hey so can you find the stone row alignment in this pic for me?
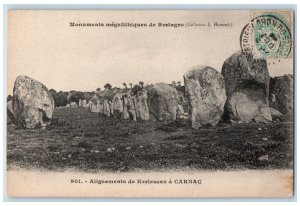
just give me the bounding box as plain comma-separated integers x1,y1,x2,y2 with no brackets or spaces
9,51,293,129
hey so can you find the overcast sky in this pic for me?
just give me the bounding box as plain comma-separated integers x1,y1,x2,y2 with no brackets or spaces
7,10,293,94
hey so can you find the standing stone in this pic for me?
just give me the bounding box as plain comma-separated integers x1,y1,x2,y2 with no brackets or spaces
122,94,130,120
98,100,104,114
78,99,82,107
269,74,293,121
88,101,93,108
66,104,70,108
135,90,150,121
91,101,100,113
268,107,283,120
112,93,123,118
221,51,270,122
132,96,139,119
71,102,77,108
103,100,111,116
184,65,226,129
90,102,99,113
96,101,101,113
82,99,87,108
127,94,137,121
119,93,137,121
109,101,114,115
12,75,54,128
146,83,178,121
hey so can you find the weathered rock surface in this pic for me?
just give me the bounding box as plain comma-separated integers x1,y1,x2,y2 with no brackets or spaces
82,99,87,108
221,51,270,122
70,102,77,108
132,96,139,119
176,104,184,118
122,93,137,120
12,75,55,128
269,108,283,120
127,94,137,121
269,74,293,121
88,101,93,108
103,100,111,116
112,93,124,118
7,100,14,124
109,101,114,115
98,100,104,114
122,94,130,120
184,65,226,129
134,90,150,121
146,83,178,121
90,102,100,113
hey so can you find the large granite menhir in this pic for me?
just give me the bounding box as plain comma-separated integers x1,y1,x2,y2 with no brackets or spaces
221,51,271,123
13,75,55,128
184,65,226,129
133,89,150,121
147,83,178,121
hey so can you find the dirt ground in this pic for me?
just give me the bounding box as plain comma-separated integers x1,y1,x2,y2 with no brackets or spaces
7,107,294,172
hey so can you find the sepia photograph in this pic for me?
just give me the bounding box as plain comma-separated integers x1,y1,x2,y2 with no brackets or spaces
6,9,294,198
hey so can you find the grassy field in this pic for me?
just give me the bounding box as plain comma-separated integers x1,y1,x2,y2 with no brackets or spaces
7,107,294,172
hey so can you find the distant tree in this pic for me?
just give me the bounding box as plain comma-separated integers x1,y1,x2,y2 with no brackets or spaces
69,91,85,104
83,92,95,102
104,83,112,90
177,81,181,86
49,89,57,93
96,88,101,91
129,83,133,89
123,83,127,89
139,81,144,89
7,94,13,102
52,91,68,107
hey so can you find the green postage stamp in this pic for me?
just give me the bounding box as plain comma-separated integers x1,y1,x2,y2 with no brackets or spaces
240,11,293,59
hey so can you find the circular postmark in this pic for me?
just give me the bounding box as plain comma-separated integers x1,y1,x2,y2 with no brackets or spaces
240,14,292,59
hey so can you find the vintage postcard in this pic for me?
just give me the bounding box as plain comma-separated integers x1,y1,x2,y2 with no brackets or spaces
6,10,294,197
